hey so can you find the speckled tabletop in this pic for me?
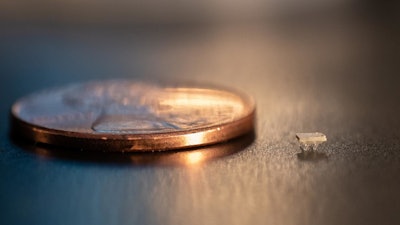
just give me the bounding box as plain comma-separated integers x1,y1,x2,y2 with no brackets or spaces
1,16,399,225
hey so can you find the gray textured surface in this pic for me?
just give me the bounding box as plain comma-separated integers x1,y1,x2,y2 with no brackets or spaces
1,15,400,225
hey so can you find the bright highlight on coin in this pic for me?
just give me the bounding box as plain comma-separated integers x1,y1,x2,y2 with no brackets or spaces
296,132,327,151
11,80,255,152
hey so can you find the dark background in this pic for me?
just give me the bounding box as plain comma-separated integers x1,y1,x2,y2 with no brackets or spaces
1,1,400,224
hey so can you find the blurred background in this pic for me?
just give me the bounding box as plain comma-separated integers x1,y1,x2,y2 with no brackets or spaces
1,0,399,116
0,0,398,26
1,1,400,225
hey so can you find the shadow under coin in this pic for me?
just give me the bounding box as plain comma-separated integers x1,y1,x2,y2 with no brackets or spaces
11,132,255,167
297,150,328,162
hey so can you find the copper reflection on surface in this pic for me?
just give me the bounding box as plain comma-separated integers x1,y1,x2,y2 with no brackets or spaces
185,152,204,165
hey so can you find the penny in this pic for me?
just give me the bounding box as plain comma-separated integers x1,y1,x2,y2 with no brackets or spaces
11,80,255,152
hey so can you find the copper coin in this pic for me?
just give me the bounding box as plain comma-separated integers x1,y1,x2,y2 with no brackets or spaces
11,80,255,152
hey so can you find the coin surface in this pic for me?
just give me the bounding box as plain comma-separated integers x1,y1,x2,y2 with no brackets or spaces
11,80,255,152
